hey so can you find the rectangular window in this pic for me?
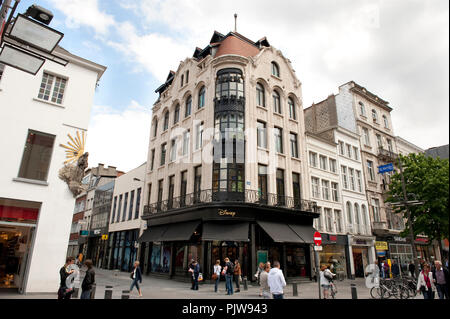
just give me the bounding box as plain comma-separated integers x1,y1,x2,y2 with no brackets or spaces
372,198,381,222
182,130,190,156
257,121,267,148
309,152,318,167
186,70,189,83
18,130,55,181
329,158,337,173
367,160,375,181
338,141,345,155
168,175,175,209
157,180,164,210
292,172,301,206
147,183,152,206
376,134,383,148
195,122,203,150
122,192,128,221
150,149,155,170
194,166,201,202
341,166,348,189
325,208,333,232
180,171,187,206
363,127,370,146
290,132,298,158
334,210,342,233
356,170,362,192
315,207,323,231
170,138,177,162
387,139,393,152
311,177,320,198
353,146,359,160
38,72,67,104
349,168,355,191
117,194,122,222
321,180,330,201
258,164,268,202
128,190,135,220
346,144,352,158
331,182,339,202
319,155,327,170
274,127,283,153
276,169,285,205
111,196,117,223
160,143,167,166
135,188,141,219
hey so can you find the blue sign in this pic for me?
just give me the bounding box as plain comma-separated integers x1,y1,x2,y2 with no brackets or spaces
378,163,394,174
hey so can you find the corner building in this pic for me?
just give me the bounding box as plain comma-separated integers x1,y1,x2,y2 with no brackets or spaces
139,31,318,282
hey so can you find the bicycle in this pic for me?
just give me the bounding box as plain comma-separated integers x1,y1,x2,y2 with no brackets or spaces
376,278,410,299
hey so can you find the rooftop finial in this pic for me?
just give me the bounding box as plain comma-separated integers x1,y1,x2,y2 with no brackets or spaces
234,13,237,32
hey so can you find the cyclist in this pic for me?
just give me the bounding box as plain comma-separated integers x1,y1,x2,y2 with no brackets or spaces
320,265,336,299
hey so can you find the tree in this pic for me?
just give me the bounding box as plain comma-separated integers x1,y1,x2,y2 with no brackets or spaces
386,153,449,258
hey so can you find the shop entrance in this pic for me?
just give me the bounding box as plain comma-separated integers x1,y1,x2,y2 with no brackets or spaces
0,224,34,292
353,247,369,278
211,241,248,279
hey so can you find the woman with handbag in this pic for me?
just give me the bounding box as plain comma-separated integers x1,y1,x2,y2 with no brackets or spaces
130,261,143,297
417,263,435,299
233,260,242,293
213,260,222,292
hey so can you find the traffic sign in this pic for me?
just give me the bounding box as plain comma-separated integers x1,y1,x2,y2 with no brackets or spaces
378,163,394,174
314,245,323,251
313,231,322,246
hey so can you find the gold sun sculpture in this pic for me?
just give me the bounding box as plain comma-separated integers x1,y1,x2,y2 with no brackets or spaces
59,131,86,165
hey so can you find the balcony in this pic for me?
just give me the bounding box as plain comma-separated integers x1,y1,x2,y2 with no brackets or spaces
372,220,388,233
377,147,398,163
386,209,405,231
143,189,317,217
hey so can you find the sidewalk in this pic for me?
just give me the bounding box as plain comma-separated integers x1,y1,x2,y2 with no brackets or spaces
0,268,420,299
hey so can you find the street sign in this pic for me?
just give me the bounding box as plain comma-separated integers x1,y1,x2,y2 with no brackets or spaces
314,245,323,251
378,163,394,174
313,231,322,246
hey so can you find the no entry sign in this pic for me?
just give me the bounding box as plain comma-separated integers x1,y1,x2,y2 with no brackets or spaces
313,231,322,246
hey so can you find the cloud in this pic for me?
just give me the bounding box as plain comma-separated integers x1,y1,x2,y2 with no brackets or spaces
85,101,151,172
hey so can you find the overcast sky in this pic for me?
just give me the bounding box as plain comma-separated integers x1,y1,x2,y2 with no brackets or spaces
22,0,449,172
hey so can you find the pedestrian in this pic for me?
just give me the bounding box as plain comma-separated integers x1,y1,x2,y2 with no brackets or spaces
213,259,222,293
409,261,416,278
130,261,143,297
58,256,76,299
380,260,386,278
80,259,95,299
391,260,400,278
416,263,435,299
365,260,380,288
432,260,449,299
75,253,83,268
320,265,335,299
267,261,286,299
255,262,264,296
188,259,195,290
233,259,242,293
383,260,390,278
259,262,272,299
223,257,234,295
190,260,200,291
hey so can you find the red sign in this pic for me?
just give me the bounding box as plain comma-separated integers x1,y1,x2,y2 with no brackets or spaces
314,231,322,246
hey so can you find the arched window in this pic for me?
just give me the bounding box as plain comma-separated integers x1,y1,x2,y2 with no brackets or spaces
185,95,192,117
152,118,158,137
273,90,281,114
383,115,389,128
346,201,353,225
354,203,360,233
271,61,280,77
288,97,296,120
372,109,378,123
163,111,169,131
198,86,205,109
173,104,180,124
361,205,368,234
359,102,366,116
256,82,265,107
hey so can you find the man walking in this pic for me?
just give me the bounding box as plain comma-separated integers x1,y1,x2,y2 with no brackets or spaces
391,260,400,278
432,260,449,299
267,261,286,299
80,259,95,299
409,261,416,278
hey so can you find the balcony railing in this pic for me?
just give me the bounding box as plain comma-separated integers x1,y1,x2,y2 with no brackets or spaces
377,147,398,162
143,189,317,216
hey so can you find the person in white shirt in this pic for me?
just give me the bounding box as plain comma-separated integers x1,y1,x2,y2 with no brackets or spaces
213,260,222,293
320,265,335,299
267,261,286,299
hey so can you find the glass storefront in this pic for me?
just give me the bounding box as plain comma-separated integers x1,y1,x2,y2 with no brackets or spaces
286,245,309,277
389,243,413,274
108,229,138,272
319,245,347,277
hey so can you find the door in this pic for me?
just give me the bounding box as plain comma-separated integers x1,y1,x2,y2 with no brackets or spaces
353,251,364,278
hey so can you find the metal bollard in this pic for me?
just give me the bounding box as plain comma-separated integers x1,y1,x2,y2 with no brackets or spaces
243,276,248,290
121,290,130,299
292,283,298,296
104,285,113,299
351,283,358,299
90,284,96,299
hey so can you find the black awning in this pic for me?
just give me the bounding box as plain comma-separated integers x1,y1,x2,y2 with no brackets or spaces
138,224,168,243
257,221,304,243
160,220,201,241
288,224,316,244
202,222,250,242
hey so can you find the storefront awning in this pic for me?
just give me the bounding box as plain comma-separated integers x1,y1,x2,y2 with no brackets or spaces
138,224,168,242
288,224,316,244
202,222,250,242
160,220,201,241
257,221,304,243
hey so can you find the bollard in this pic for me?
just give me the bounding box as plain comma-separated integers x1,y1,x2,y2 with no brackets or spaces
72,287,79,299
104,285,113,299
243,276,248,290
90,284,96,299
351,283,358,299
121,290,130,299
292,283,298,296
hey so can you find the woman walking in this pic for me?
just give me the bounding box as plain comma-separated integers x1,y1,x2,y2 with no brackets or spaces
320,265,335,299
130,261,143,297
80,259,95,299
417,263,435,299
213,260,222,293
259,262,272,299
233,260,242,293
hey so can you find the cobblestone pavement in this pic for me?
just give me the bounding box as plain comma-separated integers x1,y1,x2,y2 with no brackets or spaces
0,267,422,299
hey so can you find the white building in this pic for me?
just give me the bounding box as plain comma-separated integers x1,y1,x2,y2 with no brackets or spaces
0,47,106,294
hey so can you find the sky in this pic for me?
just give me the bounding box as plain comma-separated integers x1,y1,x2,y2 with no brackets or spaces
16,0,449,172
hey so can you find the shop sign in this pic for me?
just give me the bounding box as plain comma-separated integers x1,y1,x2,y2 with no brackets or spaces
375,241,388,251
377,251,386,257
329,235,337,243
101,234,108,240
355,239,366,245
415,238,428,244
218,209,236,217
394,236,407,242
79,230,89,236
93,229,101,235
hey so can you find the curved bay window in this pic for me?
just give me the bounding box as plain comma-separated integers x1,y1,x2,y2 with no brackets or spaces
213,68,245,201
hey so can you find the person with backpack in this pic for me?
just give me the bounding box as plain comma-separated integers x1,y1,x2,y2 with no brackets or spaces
80,259,95,299
222,257,234,295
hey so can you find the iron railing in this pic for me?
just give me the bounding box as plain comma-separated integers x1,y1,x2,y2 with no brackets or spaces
143,189,317,216
378,147,398,162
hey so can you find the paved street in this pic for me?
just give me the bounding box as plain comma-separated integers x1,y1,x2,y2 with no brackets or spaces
0,267,422,299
